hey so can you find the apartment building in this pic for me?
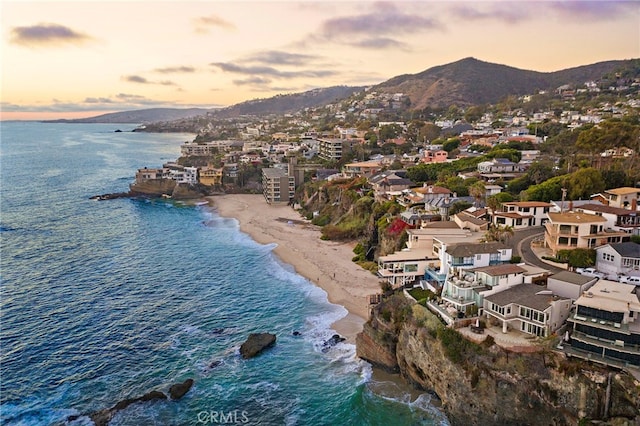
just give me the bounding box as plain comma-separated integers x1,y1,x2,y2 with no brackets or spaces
262,168,295,204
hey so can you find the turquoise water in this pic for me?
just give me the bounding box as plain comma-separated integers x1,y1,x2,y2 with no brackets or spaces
0,122,448,425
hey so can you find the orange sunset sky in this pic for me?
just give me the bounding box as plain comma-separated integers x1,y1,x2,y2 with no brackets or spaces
2,0,639,121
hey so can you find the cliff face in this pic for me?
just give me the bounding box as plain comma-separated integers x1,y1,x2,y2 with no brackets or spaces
357,295,640,426
129,180,207,200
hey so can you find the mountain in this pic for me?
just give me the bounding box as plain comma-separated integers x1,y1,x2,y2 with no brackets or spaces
43,108,216,124
375,57,637,109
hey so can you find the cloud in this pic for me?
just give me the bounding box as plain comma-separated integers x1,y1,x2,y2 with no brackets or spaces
193,14,236,33
123,75,149,84
232,76,273,86
241,50,319,66
350,37,409,50
318,3,443,39
122,75,177,86
154,66,196,74
449,4,527,24
10,23,93,47
210,62,338,79
545,1,638,20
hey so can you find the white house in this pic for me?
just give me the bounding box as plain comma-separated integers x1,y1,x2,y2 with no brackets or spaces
484,284,572,337
576,203,640,236
492,201,552,229
595,242,640,278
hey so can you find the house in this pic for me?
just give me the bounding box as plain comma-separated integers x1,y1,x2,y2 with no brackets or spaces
483,284,571,337
595,242,640,278
199,166,223,186
400,208,441,227
492,201,552,229
377,249,437,288
318,138,350,161
575,203,640,236
369,171,414,201
261,168,295,204
477,158,523,173
453,210,490,232
544,212,630,255
421,150,448,164
602,187,640,211
546,271,599,301
342,160,384,179
400,184,453,207
566,280,640,368
437,241,512,276
484,184,503,197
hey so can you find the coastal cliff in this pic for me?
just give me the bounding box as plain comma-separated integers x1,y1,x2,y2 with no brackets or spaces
129,180,207,200
356,294,640,425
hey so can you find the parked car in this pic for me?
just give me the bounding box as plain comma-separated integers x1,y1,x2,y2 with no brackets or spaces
620,275,640,285
575,267,606,279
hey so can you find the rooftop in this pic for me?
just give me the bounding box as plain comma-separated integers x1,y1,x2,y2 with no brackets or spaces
485,284,564,311
575,280,640,313
502,201,553,208
605,187,640,195
549,270,597,286
577,203,640,216
601,241,640,258
446,241,508,257
547,212,607,224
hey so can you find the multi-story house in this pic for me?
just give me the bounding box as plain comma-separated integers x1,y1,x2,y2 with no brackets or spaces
491,201,552,229
483,284,571,337
595,242,640,278
180,140,234,156
342,160,384,179
477,158,524,173
261,168,295,204
421,150,448,164
318,138,354,161
566,280,640,368
199,166,223,186
398,184,453,208
135,167,169,182
544,212,629,255
602,187,640,211
368,171,414,201
576,203,640,236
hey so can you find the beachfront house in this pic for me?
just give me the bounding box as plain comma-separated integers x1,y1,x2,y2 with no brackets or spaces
546,271,599,301
595,242,640,279
483,284,571,337
565,280,640,369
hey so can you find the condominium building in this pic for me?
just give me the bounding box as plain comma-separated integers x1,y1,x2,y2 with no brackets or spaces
262,168,295,204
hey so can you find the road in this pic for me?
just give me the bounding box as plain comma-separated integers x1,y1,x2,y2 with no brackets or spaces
509,228,564,274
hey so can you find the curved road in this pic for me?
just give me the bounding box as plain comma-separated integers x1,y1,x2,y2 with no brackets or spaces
510,228,564,274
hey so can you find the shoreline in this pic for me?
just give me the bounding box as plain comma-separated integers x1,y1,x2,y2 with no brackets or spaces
206,194,380,342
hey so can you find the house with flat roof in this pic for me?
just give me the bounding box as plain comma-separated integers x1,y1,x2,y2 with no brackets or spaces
547,271,599,301
595,242,640,278
566,280,640,369
262,168,295,204
484,284,571,337
377,249,437,288
492,201,552,229
544,212,629,255
602,187,640,211
342,160,384,179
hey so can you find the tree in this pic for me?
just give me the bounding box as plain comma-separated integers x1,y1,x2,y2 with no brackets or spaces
486,192,514,211
482,225,514,244
567,167,605,200
469,181,486,207
523,175,566,202
449,201,472,215
419,123,442,144
442,138,461,153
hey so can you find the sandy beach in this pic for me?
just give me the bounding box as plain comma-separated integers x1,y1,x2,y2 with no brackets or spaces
207,194,380,341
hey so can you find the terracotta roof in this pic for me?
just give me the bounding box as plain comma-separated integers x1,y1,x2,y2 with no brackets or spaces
494,212,532,219
547,212,607,224
413,185,452,195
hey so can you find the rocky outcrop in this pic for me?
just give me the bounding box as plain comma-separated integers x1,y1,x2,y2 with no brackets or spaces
240,333,276,359
322,334,346,352
129,179,176,196
68,379,194,426
357,294,640,426
169,378,194,400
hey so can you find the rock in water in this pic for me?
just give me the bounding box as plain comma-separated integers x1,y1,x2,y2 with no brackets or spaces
239,333,276,359
169,378,194,400
322,334,346,352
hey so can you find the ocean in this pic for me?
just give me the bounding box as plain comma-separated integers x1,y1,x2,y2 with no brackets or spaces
0,122,449,425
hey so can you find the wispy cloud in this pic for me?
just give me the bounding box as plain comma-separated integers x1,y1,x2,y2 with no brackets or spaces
232,76,273,86
122,75,177,86
241,50,320,66
210,62,338,79
545,0,638,20
10,23,93,48
193,14,236,34
350,37,409,50
153,66,196,74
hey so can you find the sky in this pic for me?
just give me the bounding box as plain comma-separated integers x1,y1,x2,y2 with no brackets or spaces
2,1,639,121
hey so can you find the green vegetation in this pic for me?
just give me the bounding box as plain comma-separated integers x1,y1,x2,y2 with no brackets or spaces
436,327,480,364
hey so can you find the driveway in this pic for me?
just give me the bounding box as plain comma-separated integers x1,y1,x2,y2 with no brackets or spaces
510,228,564,274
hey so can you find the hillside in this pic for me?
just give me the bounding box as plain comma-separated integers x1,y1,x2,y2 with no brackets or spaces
43,108,215,124
375,57,636,109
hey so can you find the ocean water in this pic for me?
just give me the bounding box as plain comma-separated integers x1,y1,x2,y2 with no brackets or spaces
0,122,449,425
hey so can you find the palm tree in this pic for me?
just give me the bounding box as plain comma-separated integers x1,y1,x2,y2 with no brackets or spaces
469,181,486,207
481,224,514,244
